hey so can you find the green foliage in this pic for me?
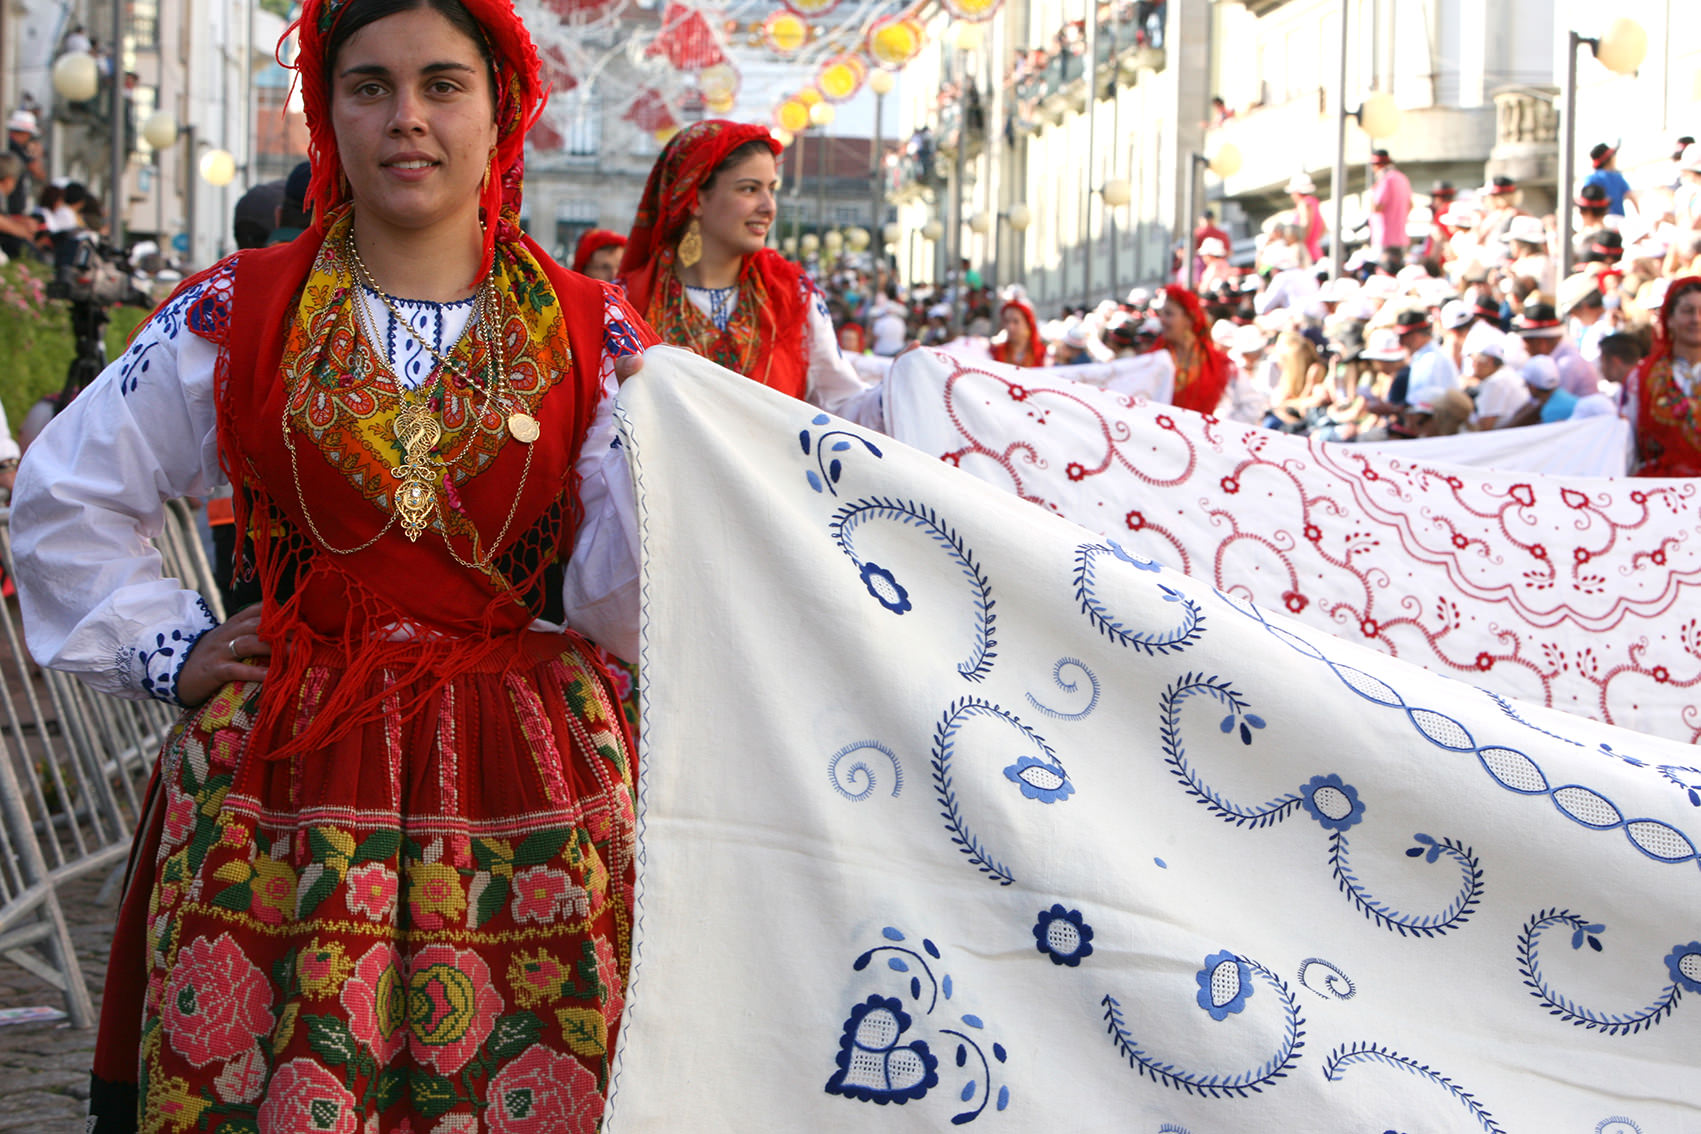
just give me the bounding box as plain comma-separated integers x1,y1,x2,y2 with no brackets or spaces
0,258,152,432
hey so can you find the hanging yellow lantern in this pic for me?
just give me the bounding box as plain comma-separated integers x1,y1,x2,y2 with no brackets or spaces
784,0,840,15
653,125,680,145
796,86,823,107
817,54,867,103
868,15,926,69
775,98,811,135
706,92,736,114
762,11,807,54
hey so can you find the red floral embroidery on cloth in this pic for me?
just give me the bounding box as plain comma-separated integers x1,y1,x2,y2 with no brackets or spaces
887,350,1701,742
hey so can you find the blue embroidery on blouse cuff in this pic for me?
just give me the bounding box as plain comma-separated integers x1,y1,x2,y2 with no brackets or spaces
138,597,218,706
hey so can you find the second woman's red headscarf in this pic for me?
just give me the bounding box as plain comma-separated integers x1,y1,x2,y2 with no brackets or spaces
1150,284,1232,415
618,120,811,396
1625,275,1701,477
285,0,547,286
989,299,1043,368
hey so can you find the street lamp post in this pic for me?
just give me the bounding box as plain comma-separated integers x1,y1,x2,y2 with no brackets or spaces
1327,1,1402,280
1102,177,1131,293
869,69,894,266
1558,19,1646,278
1180,146,1240,289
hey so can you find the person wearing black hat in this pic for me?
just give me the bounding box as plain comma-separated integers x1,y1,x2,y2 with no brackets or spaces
1393,305,1458,412
1515,300,1600,397
1479,174,1522,248
1572,183,1611,263
267,160,312,245
1582,141,1632,216
231,178,285,250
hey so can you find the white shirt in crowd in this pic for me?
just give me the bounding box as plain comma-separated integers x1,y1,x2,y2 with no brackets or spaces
1469,365,1529,428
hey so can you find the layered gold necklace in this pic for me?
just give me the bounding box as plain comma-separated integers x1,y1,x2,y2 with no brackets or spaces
343,231,540,542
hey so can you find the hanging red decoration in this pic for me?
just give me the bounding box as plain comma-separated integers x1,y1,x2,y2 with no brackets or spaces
623,87,679,133
645,3,728,71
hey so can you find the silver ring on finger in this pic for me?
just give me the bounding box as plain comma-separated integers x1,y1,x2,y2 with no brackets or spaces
229,637,241,659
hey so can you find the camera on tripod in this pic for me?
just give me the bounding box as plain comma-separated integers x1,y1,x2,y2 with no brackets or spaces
44,235,136,307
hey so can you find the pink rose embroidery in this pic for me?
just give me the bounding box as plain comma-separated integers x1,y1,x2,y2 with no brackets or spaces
161,933,275,1068
487,1047,601,1134
510,866,585,924
342,943,407,1063
256,1058,360,1134
407,944,502,1074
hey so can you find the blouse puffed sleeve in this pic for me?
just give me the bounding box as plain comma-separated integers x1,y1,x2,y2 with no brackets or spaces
10,269,232,703
801,278,886,432
558,286,650,663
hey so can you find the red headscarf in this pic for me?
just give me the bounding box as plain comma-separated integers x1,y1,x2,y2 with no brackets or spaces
572,228,627,274
990,299,1043,368
285,0,546,286
618,120,811,396
1150,285,1231,415
618,119,779,311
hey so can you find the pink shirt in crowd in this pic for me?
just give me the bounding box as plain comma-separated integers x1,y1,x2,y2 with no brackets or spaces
1370,167,1412,251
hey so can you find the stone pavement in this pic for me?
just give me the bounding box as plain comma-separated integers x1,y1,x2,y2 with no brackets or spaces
0,868,117,1132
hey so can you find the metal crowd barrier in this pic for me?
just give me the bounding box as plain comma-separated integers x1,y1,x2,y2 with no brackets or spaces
0,498,224,1026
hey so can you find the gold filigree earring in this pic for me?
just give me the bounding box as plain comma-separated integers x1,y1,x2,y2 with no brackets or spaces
678,217,703,268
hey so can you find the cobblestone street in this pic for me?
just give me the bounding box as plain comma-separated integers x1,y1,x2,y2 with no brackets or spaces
0,869,115,1131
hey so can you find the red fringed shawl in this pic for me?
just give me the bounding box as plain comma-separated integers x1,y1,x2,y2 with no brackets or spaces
203,226,642,760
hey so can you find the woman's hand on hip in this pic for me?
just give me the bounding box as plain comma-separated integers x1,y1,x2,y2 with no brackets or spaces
177,603,272,707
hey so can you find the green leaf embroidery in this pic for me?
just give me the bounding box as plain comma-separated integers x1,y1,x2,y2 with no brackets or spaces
304,1014,359,1066
296,864,340,919
513,828,573,867
211,882,253,913
374,1068,408,1111
486,1011,544,1061
355,829,401,863
410,1070,460,1118
475,874,511,928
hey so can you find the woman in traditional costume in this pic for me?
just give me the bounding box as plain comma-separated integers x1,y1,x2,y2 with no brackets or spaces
618,119,884,428
11,0,655,1127
1623,275,1701,476
988,297,1045,368
1152,284,1233,415
571,227,627,281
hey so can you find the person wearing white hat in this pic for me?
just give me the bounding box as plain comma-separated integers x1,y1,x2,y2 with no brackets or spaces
1504,355,1579,427
1438,298,1474,372
1197,236,1233,291
1504,213,1556,293
3,109,44,258
1217,323,1274,425
1286,172,1326,264
1461,332,1528,429
1353,326,1414,436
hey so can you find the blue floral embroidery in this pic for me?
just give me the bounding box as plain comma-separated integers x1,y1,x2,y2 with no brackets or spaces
1003,755,1073,803
1103,951,1303,1097
137,599,217,706
1032,904,1094,966
1195,950,1254,1021
1226,594,1701,869
932,698,1065,885
1297,958,1356,1000
1518,911,1690,1035
1667,941,1701,993
1300,773,1366,831
824,995,939,1105
799,413,884,496
858,562,911,614
1075,542,1206,655
831,927,1009,1121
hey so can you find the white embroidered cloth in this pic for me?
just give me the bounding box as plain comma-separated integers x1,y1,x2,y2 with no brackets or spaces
1355,414,1633,477
605,347,1701,1132
882,349,1701,743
